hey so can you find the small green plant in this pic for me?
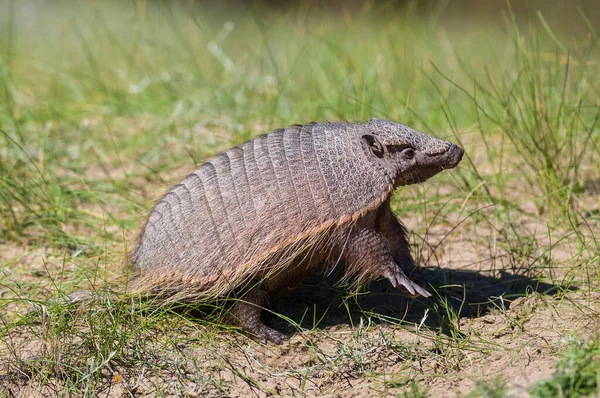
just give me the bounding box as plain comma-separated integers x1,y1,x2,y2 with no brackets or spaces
397,382,429,398
530,338,600,398
466,376,509,398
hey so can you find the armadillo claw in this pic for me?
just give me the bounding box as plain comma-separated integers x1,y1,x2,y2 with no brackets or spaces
255,326,290,345
385,269,431,298
384,270,396,287
397,274,416,296
412,283,432,298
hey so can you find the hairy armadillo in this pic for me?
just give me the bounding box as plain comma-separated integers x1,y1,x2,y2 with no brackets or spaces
129,118,464,343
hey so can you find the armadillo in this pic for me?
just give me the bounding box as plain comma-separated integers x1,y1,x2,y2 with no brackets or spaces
129,118,464,343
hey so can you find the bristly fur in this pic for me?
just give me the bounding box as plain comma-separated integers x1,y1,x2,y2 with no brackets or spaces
126,187,390,303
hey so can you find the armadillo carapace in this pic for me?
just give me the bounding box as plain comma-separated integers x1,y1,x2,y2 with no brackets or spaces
129,118,464,343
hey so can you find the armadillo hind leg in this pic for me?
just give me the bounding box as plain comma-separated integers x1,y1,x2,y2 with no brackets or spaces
225,287,289,345
375,200,429,293
343,227,431,298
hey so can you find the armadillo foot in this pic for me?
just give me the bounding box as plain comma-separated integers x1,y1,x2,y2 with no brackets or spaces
226,287,290,344
404,267,431,297
253,324,290,345
384,268,432,298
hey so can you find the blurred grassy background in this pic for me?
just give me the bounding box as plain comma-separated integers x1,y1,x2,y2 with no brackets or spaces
0,0,598,287
1,0,599,287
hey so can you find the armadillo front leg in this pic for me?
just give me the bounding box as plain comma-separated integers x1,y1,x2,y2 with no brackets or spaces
376,200,430,296
343,227,431,298
226,287,289,344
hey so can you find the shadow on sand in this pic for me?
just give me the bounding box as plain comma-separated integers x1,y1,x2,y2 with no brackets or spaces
267,267,567,335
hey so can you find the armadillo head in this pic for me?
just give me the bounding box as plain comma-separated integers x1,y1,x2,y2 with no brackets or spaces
364,118,464,186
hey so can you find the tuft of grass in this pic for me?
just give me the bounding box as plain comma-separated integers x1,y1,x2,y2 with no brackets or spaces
397,381,429,398
466,376,509,398
530,337,600,398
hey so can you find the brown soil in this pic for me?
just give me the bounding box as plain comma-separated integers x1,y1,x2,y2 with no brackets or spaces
1,226,597,397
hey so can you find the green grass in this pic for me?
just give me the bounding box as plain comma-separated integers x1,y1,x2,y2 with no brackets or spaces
1,0,599,396
531,337,600,398
466,376,508,398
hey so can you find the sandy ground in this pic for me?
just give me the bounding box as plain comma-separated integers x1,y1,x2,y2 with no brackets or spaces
1,226,597,397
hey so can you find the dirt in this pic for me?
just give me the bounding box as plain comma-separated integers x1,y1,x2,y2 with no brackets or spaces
1,228,597,397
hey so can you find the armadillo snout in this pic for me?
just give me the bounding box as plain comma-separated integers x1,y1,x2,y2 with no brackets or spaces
446,143,464,168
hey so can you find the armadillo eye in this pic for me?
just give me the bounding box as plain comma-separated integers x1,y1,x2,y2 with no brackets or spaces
402,148,415,159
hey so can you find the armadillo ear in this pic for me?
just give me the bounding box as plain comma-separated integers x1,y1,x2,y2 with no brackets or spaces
362,134,385,158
